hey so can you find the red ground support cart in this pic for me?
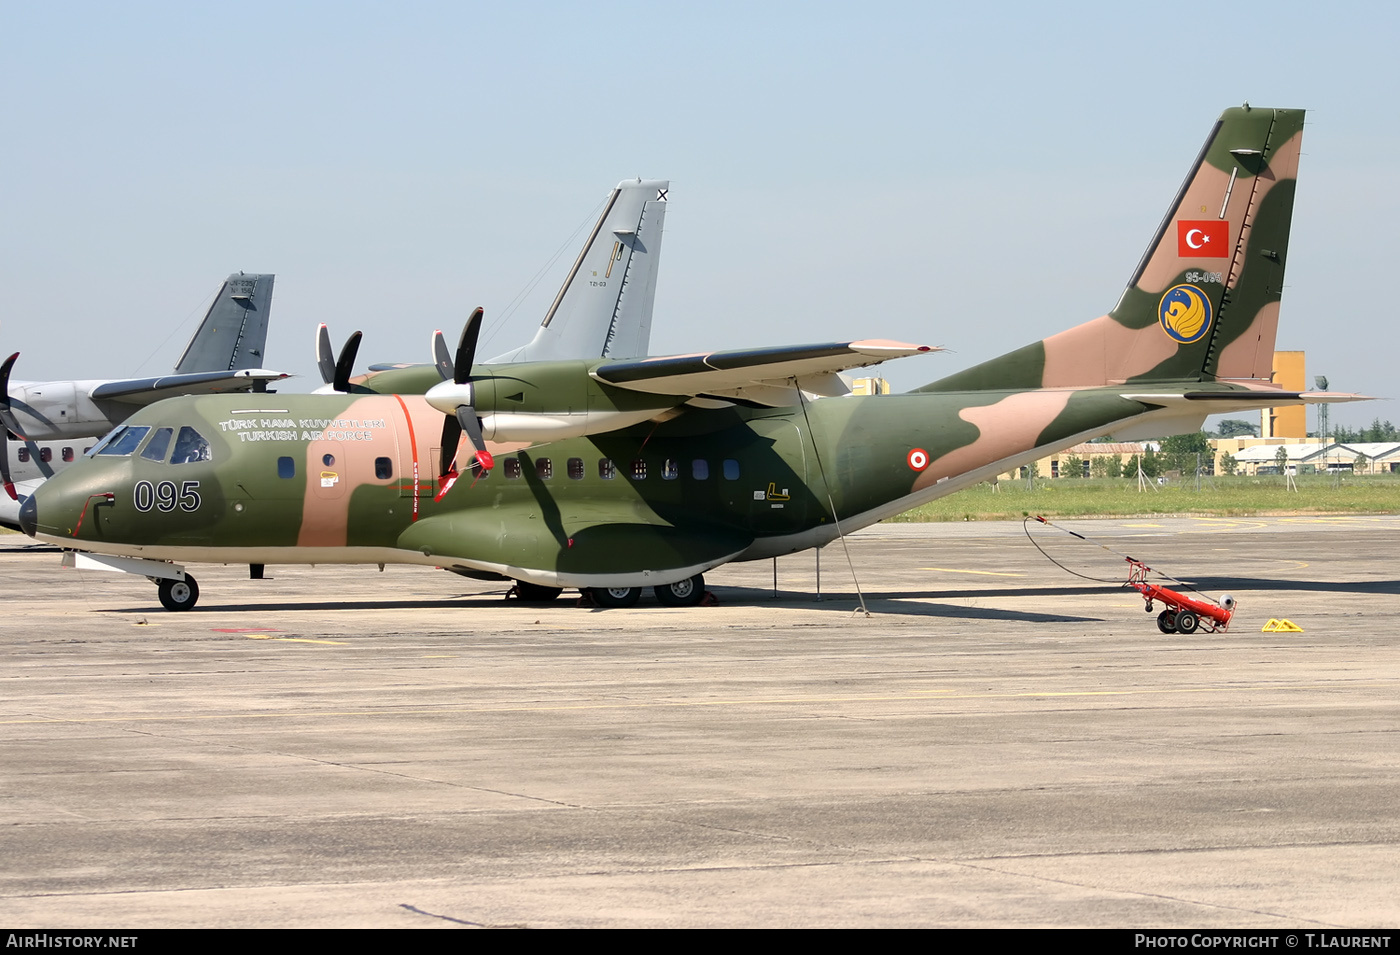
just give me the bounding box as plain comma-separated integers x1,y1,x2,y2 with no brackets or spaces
1126,558,1235,634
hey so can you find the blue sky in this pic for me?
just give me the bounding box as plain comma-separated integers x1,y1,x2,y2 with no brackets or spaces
3,1,1396,427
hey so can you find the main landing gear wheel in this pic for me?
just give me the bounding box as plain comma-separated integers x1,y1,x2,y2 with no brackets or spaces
585,586,641,609
655,574,706,607
1174,610,1200,634
1157,610,1177,634
513,581,563,603
157,575,199,612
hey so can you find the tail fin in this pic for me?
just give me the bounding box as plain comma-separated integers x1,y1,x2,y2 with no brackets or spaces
173,273,275,373
487,179,669,363
921,107,1303,392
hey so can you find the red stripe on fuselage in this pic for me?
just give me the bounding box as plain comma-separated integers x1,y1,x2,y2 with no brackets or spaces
392,394,421,522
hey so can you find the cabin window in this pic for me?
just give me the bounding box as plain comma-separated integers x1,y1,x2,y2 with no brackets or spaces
691,459,709,480
375,457,393,480
598,458,617,480
171,427,211,464
140,428,173,463
98,426,151,457
17,447,28,463
322,453,335,467
723,459,740,480
567,457,585,480
277,456,296,479
62,447,74,463
630,458,647,481
535,457,552,480
504,457,522,480
39,447,52,463
662,458,679,480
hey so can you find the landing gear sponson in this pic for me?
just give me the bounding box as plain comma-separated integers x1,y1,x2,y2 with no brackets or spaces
59,553,710,613
61,552,201,611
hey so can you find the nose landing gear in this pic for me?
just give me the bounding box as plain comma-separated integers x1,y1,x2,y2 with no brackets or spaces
156,575,199,612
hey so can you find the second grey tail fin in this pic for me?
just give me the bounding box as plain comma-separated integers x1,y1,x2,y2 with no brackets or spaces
173,273,275,373
487,180,668,363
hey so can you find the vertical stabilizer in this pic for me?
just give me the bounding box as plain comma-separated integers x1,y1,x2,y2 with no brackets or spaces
920,107,1304,392
173,273,275,373
488,180,668,362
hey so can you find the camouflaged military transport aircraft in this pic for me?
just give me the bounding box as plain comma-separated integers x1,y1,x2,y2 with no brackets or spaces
19,107,1364,611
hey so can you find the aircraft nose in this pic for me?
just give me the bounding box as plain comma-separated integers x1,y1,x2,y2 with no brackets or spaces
18,493,37,538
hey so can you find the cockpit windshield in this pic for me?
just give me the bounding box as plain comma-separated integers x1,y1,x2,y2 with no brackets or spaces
95,426,151,457
171,427,211,464
140,427,174,462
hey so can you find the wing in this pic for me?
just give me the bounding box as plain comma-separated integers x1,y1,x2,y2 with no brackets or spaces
89,369,291,404
591,339,939,406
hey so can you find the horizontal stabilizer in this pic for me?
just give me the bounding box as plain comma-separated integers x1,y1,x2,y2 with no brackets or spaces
1121,389,1372,414
91,369,290,404
593,340,938,406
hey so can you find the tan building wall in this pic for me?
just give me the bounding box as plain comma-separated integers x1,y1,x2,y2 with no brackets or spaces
1262,351,1306,439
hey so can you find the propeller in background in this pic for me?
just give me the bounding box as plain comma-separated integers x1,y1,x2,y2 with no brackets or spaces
315,324,363,394
1,352,26,500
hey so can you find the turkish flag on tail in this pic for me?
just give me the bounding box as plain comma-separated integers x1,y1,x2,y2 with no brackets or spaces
1177,220,1230,258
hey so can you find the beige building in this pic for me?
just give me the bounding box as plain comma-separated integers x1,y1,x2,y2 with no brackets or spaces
1262,350,1307,439
1002,443,1150,480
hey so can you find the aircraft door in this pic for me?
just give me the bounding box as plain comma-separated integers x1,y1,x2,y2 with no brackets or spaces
745,419,809,534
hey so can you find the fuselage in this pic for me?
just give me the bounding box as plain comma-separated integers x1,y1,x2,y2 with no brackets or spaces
22,385,1166,588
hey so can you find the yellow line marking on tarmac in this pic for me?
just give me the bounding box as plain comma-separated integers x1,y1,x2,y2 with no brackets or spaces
1122,523,1163,528
244,634,347,645
922,567,1027,577
5,682,1396,725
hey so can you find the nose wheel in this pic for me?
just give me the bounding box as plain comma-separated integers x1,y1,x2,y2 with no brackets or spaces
157,575,199,612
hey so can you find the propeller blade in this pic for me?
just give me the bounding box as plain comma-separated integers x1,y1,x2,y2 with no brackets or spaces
438,413,462,479
315,325,336,385
0,352,18,414
436,405,494,477
0,426,12,501
432,330,453,381
456,405,492,471
453,307,484,384
333,331,362,394
0,354,16,500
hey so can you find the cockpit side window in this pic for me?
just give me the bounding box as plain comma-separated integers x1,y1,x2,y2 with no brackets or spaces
97,426,151,457
140,428,174,463
171,427,211,465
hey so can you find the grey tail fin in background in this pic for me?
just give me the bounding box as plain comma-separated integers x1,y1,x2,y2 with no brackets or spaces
487,180,668,363
173,273,275,373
